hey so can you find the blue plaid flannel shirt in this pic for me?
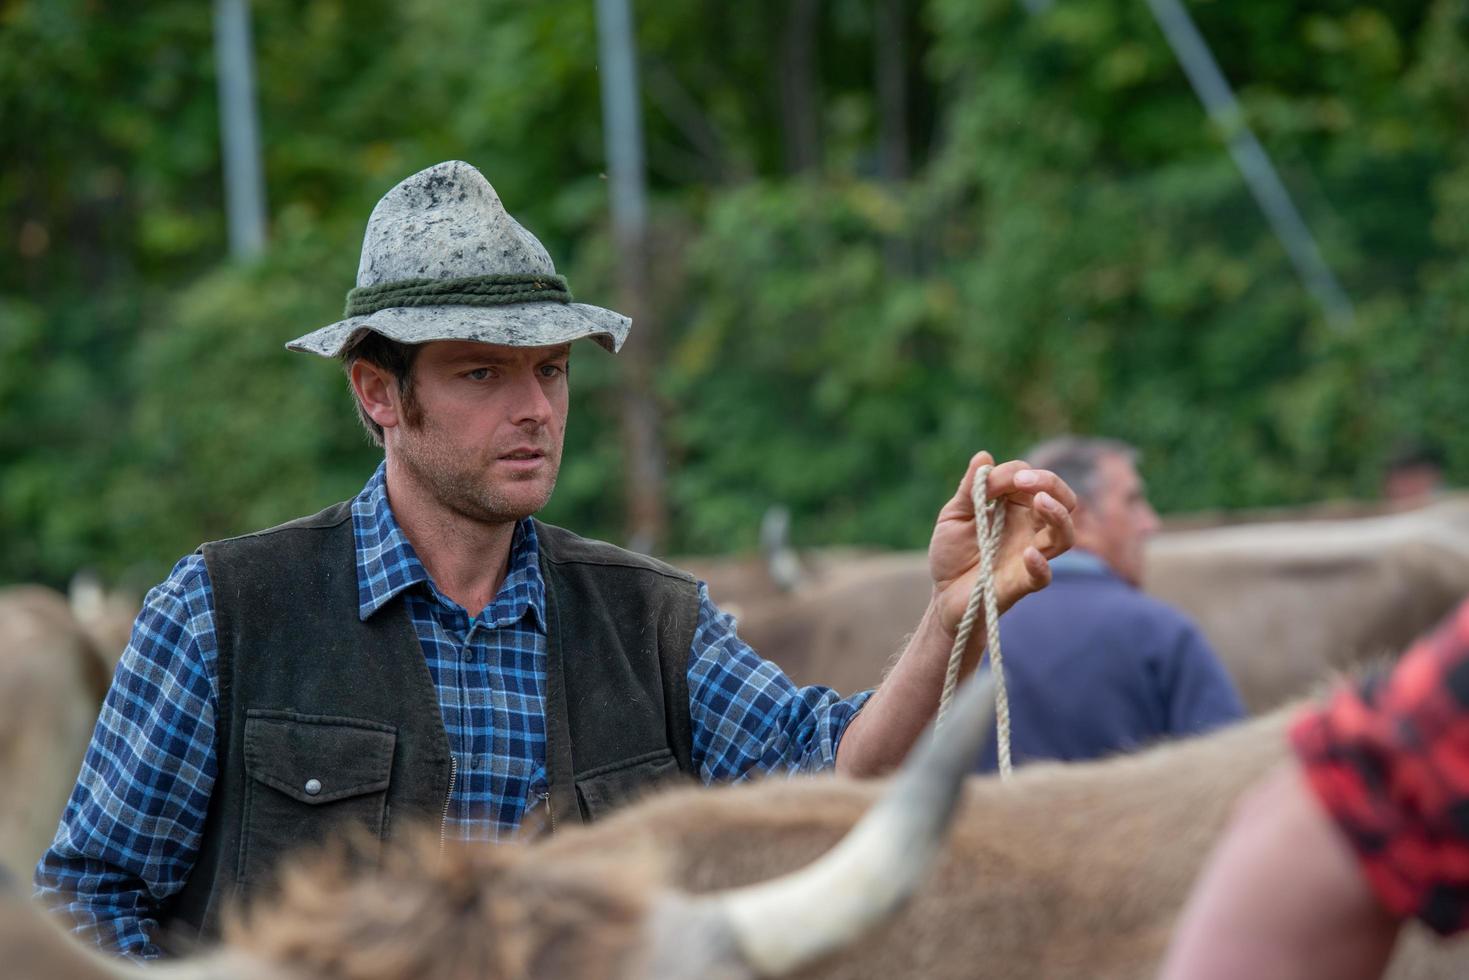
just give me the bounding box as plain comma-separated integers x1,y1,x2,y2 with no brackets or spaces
35,464,871,958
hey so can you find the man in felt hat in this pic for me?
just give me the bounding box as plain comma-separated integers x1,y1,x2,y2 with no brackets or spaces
35,161,1077,958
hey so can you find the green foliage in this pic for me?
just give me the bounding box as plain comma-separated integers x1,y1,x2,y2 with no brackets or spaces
3,0,1469,586
668,179,974,550
103,225,368,581
916,0,1466,513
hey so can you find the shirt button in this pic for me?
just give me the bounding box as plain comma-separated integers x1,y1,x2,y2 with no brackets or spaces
304,778,323,796
463,648,475,663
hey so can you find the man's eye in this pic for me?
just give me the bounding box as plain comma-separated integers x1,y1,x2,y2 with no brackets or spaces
540,363,567,378
467,368,491,381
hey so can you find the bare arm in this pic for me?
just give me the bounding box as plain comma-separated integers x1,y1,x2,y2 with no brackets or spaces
834,453,1075,777
1160,762,1402,980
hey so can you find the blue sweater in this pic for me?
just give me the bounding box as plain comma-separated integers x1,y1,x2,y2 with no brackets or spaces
976,550,1245,772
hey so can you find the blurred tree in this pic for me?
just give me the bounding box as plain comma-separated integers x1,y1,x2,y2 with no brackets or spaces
2,0,1466,588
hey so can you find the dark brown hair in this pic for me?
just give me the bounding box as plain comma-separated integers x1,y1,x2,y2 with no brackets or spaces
340,332,423,446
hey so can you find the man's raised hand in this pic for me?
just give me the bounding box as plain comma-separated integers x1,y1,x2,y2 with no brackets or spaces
928,451,1077,636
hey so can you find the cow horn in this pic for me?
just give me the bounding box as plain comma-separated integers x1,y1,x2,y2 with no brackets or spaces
705,668,999,976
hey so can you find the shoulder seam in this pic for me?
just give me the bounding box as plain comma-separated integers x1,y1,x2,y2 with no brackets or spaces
542,552,696,581
201,502,353,550
534,520,697,585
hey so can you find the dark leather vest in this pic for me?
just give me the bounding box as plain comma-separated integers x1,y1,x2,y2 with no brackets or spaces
160,502,698,944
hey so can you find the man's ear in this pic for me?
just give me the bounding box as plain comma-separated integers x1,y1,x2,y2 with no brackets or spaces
349,359,402,432
1069,501,1098,547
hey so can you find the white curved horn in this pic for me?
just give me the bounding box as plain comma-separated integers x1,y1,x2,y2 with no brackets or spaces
707,668,999,976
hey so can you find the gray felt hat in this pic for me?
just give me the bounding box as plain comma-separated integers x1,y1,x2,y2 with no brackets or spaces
286,160,630,357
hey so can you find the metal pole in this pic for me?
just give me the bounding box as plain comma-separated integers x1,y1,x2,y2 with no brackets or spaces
213,0,267,259
596,0,648,242
1144,0,1354,330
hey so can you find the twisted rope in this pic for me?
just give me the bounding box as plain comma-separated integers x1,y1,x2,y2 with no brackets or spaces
935,464,1013,779
345,273,573,317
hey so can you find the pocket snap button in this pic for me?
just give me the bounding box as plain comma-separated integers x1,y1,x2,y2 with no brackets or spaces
304,778,323,796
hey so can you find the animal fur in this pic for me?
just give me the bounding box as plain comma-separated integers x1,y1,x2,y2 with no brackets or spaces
12,690,1469,978
0,586,110,880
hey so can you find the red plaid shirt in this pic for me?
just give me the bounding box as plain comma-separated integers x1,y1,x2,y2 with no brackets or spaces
1292,597,1469,935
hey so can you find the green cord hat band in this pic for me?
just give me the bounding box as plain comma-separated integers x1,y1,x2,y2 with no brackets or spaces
344,273,573,317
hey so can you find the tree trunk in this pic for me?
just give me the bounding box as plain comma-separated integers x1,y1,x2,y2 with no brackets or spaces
614,232,668,555
875,0,914,275
875,0,910,184
596,0,668,553
779,0,823,174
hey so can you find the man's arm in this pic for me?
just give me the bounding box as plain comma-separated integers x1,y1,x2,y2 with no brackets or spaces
1160,763,1401,980
687,583,871,783
1163,598,1469,979
834,452,1075,777
34,556,221,959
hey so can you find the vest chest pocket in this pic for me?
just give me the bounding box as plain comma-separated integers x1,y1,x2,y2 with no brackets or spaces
574,748,688,821
239,710,397,889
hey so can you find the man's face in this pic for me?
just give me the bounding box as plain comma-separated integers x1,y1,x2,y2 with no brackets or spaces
385,340,570,525
1074,453,1161,587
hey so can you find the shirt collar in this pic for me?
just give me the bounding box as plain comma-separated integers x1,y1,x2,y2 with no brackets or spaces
1049,547,1114,578
352,462,546,631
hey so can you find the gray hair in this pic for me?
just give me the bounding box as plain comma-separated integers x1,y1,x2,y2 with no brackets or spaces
1023,435,1139,508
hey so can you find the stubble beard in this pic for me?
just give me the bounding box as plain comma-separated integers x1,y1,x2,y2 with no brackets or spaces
398,420,562,527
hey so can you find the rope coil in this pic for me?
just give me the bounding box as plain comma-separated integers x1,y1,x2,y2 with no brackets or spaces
345,273,573,317
935,464,1013,779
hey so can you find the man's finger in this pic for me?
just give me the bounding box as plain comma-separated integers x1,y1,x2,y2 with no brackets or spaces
1023,545,1052,588
981,459,1031,500
1030,490,1075,559
986,463,1079,513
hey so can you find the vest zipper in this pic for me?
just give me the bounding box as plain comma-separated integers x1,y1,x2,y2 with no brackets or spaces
545,789,556,834
439,754,457,852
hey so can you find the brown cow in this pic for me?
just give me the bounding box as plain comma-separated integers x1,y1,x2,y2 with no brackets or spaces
9,677,1469,978
542,702,1469,979
1,668,1002,979
698,496,1469,713
1145,496,1469,711
694,549,931,695
66,572,140,672
0,586,109,881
